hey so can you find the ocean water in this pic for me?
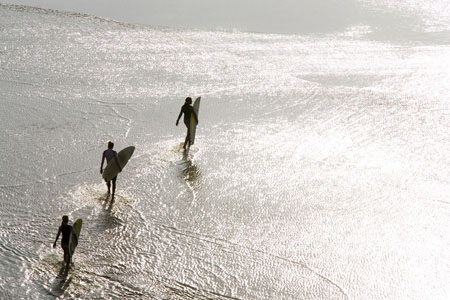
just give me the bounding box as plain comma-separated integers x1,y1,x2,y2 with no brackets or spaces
1,3,450,300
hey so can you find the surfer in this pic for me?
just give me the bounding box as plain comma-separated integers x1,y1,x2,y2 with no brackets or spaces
100,141,122,197
53,215,74,266
176,97,199,149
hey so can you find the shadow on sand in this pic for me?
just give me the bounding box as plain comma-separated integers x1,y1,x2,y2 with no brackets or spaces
93,193,123,232
51,263,72,298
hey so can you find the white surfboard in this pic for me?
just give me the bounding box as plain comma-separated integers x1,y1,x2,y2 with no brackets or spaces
68,219,82,258
189,97,201,145
102,146,135,182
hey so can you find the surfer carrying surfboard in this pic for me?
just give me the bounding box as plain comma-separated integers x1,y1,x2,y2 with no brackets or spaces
100,141,122,197
176,97,199,149
53,215,75,267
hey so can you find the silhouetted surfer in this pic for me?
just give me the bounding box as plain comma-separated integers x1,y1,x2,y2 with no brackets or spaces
100,141,122,197
176,97,198,149
53,215,74,267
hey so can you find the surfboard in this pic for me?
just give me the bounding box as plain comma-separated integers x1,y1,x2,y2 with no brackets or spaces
102,146,135,182
68,219,82,258
189,97,201,145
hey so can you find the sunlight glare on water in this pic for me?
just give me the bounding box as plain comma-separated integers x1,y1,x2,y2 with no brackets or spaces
1,2,450,300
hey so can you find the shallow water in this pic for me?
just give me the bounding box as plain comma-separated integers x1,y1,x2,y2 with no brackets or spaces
1,3,450,300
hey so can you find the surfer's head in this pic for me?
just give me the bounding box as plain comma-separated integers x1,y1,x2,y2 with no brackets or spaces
185,97,192,104
107,141,114,149
62,215,69,223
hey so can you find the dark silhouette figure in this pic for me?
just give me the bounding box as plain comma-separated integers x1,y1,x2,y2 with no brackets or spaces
53,215,74,267
176,97,198,149
100,141,122,198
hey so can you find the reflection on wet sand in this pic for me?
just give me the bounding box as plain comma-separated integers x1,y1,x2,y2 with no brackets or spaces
93,194,123,232
99,193,114,211
181,148,202,188
51,264,72,298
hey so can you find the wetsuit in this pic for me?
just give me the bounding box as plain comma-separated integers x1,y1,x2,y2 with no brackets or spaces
179,103,196,127
57,223,73,263
101,148,120,194
177,103,198,147
103,148,119,165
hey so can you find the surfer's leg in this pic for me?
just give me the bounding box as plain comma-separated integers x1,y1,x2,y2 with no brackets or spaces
184,126,190,149
106,180,111,194
112,176,117,196
62,245,69,263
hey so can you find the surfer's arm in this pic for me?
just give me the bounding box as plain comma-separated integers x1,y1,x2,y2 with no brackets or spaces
53,226,61,248
176,109,183,126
